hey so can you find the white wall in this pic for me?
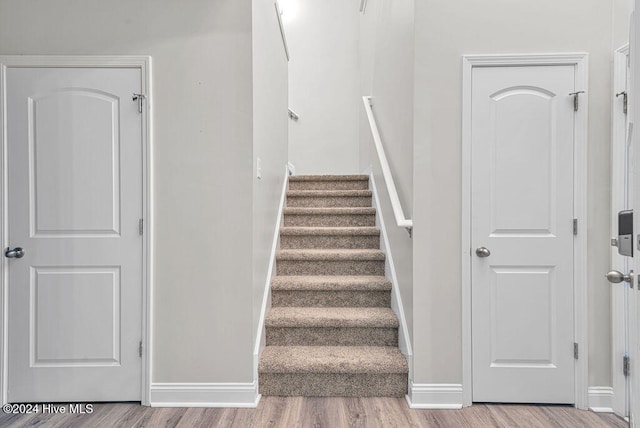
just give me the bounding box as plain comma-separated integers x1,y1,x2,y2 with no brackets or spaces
284,0,360,174
359,0,415,343
613,0,633,48
252,0,289,340
413,0,619,387
0,0,261,384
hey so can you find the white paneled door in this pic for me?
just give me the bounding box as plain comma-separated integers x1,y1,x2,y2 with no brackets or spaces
471,65,576,403
631,3,640,425
5,68,143,402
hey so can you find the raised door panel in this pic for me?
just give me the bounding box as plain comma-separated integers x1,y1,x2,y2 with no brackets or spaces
489,87,556,236
29,89,120,237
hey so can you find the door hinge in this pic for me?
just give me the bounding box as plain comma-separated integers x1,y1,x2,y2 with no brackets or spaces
139,340,143,358
569,91,585,112
617,91,628,115
624,353,630,377
574,342,579,359
132,93,146,114
139,218,144,236
573,218,578,236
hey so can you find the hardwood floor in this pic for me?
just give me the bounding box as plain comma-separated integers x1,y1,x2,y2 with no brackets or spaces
0,397,628,428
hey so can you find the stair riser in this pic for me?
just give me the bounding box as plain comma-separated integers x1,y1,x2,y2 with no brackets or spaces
283,214,376,227
266,327,397,346
259,373,408,397
280,235,380,249
289,181,369,191
287,196,372,208
277,260,385,276
271,290,390,307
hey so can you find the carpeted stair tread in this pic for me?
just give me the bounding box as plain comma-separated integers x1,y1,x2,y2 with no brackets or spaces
271,275,391,291
265,307,398,328
287,189,372,197
259,346,408,374
284,207,376,215
289,175,369,182
277,249,385,261
280,227,379,236
260,173,407,397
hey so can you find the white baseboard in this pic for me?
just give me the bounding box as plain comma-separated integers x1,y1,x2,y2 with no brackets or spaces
406,383,463,409
149,382,260,408
588,387,614,413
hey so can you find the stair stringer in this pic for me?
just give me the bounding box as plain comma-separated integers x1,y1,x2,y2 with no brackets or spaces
253,165,290,382
369,172,413,382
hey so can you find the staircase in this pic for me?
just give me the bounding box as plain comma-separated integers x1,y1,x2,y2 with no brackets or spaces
258,175,408,397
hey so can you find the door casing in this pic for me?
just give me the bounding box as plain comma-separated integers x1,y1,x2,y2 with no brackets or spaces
461,53,589,409
0,55,153,406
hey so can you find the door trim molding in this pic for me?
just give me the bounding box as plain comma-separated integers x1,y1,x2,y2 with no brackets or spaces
461,53,589,408
0,55,153,405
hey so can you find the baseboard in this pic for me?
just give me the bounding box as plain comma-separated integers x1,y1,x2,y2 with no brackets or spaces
406,383,464,409
149,382,260,408
588,387,614,413
369,173,413,377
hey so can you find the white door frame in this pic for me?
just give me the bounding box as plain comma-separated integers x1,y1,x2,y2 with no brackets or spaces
461,53,589,409
611,44,630,417
0,55,153,406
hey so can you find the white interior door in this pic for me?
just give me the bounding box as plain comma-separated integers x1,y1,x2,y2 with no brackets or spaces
471,65,576,403
611,45,632,419
631,6,640,425
5,67,143,402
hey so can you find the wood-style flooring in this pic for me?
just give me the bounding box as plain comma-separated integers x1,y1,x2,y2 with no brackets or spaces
0,397,628,428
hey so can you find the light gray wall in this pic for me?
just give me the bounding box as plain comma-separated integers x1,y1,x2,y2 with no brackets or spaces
0,0,257,383
358,0,415,344
284,0,360,174
252,0,289,337
413,0,618,386
613,0,633,48
361,0,414,213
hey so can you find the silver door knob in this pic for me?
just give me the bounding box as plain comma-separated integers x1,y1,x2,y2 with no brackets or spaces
4,247,25,259
476,247,491,258
606,270,634,284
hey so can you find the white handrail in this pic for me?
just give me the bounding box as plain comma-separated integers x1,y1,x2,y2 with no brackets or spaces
362,96,413,235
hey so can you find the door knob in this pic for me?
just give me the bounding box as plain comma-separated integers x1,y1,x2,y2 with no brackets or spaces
475,247,491,258
4,247,25,259
606,270,634,287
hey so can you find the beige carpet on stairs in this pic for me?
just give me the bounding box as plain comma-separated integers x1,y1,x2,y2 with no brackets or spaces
258,174,408,397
